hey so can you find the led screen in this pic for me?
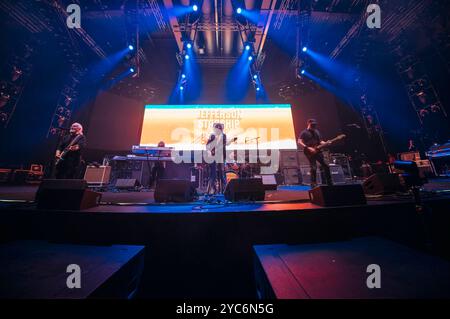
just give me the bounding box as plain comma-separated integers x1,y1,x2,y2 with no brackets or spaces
139,104,297,150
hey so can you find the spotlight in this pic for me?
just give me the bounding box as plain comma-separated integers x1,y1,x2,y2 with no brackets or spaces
186,43,192,49
180,85,184,90
129,67,135,73
181,74,186,79
236,8,242,14
193,5,198,12
245,44,251,51
302,47,307,52
128,45,134,51
248,56,253,61
253,74,258,80
185,54,190,60
256,87,260,91
301,69,305,75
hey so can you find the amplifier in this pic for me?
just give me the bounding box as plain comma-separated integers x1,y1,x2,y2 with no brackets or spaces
110,160,150,187
416,160,434,178
298,150,331,166
330,164,346,184
84,166,111,186
282,168,300,185
399,151,420,161
331,154,352,178
280,151,299,168
299,165,322,185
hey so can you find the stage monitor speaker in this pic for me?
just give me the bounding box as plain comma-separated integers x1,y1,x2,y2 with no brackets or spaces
115,178,140,189
224,178,265,202
309,184,367,207
154,179,196,203
362,173,404,195
36,179,101,210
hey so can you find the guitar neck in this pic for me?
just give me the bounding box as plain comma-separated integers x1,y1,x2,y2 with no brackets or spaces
316,137,340,150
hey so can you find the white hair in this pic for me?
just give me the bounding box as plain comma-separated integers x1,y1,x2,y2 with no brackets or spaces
71,122,83,134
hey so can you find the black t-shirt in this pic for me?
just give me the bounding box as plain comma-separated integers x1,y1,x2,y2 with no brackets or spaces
57,134,86,161
207,133,227,160
299,129,322,147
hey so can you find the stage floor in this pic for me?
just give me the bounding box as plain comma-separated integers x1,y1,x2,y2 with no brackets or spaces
0,178,449,214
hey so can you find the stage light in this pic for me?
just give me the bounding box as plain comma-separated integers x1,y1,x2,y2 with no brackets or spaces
193,5,198,12
186,43,192,49
128,45,134,51
236,8,242,14
248,56,253,61
179,85,184,90
256,87,260,91
181,73,186,79
253,74,258,79
245,44,251,51
302,47,307,52
301,69,305,75
129,67,135,73
185,54,190,60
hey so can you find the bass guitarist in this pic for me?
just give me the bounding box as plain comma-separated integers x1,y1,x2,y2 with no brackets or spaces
298,119,333,188
55,122,86,179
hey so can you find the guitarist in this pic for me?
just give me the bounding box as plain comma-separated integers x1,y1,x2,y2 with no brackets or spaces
298,119,333,188
55,122,86,179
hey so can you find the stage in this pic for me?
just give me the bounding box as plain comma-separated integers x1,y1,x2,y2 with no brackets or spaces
1,180,450,298
1,179,449,212
1,0,450,303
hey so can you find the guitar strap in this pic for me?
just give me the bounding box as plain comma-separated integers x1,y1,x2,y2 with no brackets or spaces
67,134,82,149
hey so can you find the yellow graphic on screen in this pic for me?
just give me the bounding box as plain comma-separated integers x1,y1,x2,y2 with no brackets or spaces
140,104,297,150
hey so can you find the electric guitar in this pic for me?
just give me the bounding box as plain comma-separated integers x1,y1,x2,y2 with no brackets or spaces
55,134,83,166
303,134,346,156
206,136,238,156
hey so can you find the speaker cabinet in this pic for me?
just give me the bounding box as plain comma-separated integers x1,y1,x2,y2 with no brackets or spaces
283,168,301,185
362,173,404,195
154,179,196,203
224,178,265,202
330,164,346,184
299,165,322,185
36,179,101,210
84,165,111,186
309,184,367,207
280,151,299,167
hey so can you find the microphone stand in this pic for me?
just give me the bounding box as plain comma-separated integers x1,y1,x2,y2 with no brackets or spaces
245,137,260,177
